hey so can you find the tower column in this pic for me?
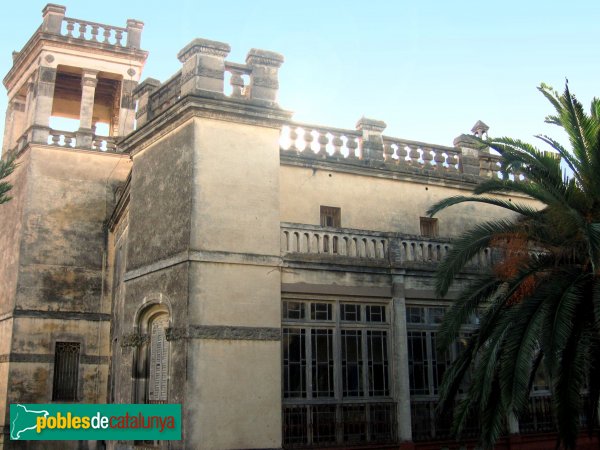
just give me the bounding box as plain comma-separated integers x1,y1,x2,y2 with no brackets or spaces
26,66,57,145
77,69,99,148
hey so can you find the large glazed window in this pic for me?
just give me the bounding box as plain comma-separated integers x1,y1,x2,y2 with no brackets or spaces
282,299,395,447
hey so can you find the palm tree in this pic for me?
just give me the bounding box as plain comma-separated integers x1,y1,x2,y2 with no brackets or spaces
427,82,600,449
0,153,17,205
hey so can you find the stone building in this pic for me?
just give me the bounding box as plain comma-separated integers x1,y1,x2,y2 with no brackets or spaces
0,4,585,450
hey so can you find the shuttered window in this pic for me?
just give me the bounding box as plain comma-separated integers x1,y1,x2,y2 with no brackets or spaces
52,342,80,401
148,315,169,403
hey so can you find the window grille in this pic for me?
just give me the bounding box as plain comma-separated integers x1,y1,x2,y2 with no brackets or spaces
282,299,394,447
52,342,80,401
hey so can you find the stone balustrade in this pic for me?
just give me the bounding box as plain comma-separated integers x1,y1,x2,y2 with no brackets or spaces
61,17,128,47
280,124,362,159
48,129,118,153
281,223,388,260
92,136,117,152
281,223,493,269
382,137,461,173
48,130,77,148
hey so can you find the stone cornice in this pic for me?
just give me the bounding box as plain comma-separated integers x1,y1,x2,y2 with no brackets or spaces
4,31,148,91
119,94,292,156
280,151,533,199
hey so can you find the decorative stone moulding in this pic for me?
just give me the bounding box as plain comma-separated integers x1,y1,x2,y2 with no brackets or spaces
177,38,231,63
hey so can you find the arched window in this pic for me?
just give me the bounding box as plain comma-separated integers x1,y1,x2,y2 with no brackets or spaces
134,303,170,404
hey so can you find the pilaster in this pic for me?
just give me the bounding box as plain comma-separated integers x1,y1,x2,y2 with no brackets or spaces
177,38,231,96
126,19,144,49
392,272,413,444
245,49,284,103
41,3,65,35
357,117,386,161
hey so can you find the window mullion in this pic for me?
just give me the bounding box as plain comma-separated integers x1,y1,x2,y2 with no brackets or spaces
362,326,369,399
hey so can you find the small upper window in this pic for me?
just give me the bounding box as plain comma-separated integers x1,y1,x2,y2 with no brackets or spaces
420,217,438,237
283,301,306,320
320,206,341,228
366,305,386,323
310,303,333,321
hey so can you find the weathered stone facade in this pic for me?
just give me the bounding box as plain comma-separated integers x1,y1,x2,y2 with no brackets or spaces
2,4,592,450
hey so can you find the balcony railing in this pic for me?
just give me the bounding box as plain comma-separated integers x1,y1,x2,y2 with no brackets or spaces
283,402,396,448
48,129,118,153
281,223,388,260
281,223,493,269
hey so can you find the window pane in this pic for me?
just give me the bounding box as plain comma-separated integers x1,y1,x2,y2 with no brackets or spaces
369,403,395,442
431,332,450,395
342,404,367,443
312,405,337,444
283,301,305,320
428,307,445,324
283,328,306,398
408,331,429,395
310,303,332,321
342,329,363,396
283,405,308,446
366,305,386,323
406,306,425,324
341,303,361,322
311,329,334,397
52,342,80,401
367,330,389,396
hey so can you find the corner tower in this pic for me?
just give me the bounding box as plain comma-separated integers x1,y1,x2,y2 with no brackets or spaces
0,5,146,449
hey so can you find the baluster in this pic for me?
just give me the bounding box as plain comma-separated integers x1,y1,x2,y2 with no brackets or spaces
103,27,111,44
90,25,99,41
301,233,309,253
446,151,459,171
383,142,394,162
115,30,124,46
51,134,60,146
409,146,420,166
434,151,445,171
316,131,328,158
293,232,300,252
288,127,299,154
64,135,73,147
331,134,343,158
78,22,87,39
340,237,347,256
346,136,358,159
422,148,433,167
230,70,244,98
281,231,288,253
397,145,408,165
65,20,75,37
303,129,314,155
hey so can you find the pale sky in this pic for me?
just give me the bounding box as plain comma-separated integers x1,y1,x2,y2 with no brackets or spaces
2,1,599,149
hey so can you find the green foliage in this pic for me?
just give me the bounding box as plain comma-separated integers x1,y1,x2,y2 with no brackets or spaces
428,82,600,449
0,152,17,205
